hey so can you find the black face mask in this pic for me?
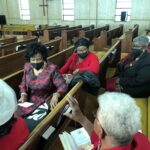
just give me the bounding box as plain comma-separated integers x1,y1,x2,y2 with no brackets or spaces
31,61,44,70
78,52,88,59
131,47,143,56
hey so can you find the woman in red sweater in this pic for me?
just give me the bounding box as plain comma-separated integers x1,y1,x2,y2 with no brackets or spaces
60,38,99,76
0,80,29,150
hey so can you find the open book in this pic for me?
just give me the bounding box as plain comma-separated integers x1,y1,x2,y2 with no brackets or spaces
59,127,93,150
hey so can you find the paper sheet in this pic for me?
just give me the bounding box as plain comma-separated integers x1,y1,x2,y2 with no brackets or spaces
18,102,34,108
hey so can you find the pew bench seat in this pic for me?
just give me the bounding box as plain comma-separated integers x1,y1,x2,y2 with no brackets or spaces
148,97,150,140
135,98,148,137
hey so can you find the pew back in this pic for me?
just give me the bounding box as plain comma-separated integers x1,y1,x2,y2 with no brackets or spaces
0,36,17,45
0,38,63,78
18,81,83,150
0,37,38,56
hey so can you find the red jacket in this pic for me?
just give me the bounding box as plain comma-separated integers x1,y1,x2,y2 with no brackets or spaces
60,51,100,75
90,131,150,150
0,117,29,150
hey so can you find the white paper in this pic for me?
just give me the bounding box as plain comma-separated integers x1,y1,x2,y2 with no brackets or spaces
59,132,77,150
70,127,91,146
18,102,34,108
59,127,91,150
42,126,56,140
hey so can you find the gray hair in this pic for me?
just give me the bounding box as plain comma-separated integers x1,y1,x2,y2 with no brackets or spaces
133,35,149,48
97,92,141,146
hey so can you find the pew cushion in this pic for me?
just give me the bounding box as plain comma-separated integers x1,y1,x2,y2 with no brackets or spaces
148,97,150,140
96,51,106,59
135,98,148,136
121,52,128,59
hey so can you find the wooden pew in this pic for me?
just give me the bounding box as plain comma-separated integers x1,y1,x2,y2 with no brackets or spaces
79,24,109,43
121,24,139,53
40,25,82,44
40,28,68,43
66,25,82,30
94,25,123,51
3,46,74,98
61,28,82,49
0,38,63,78
18,81,83,150
0,36,17,46
98,40,121,88
0,37,38,56
2,24,46,36
81,25,94,31
148,96,150,140
60,26,95,49
46,25,69,30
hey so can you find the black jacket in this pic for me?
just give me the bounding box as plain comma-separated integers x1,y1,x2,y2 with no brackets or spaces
118,51,150,97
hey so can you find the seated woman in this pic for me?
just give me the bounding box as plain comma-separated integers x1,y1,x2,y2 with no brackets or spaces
65,92,150,150
59,38,99,78
0,80,29,150
106,36,150,97
19,42,67,116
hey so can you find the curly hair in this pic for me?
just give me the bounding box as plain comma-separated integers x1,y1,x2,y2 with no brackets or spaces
25,42,48,62
97,92,141,146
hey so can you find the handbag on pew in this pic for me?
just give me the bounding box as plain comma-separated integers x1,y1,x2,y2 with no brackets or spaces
69,70,100,95
17,102,49,131
17,100,50,117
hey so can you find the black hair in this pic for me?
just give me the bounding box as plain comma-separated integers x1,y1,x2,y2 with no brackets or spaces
25,42,48,62
0,115,16,137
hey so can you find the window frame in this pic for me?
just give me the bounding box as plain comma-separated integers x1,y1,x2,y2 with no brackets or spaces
115,0,131,22
62,0,74,21
19,0,30,20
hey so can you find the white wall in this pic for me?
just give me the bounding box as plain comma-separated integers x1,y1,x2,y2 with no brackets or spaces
0,0,150,34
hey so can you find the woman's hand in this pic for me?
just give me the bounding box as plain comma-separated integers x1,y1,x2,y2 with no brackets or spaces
65,95,94,135
18,93,27,103
64,95,85,124
73,69,79,75
50,93,60,110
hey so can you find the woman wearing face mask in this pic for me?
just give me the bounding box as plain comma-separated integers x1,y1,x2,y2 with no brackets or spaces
19,42,67,111
106,35,150,97
59,38,99,77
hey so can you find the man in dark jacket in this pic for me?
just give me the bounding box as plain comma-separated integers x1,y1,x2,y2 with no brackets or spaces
106,35,150,97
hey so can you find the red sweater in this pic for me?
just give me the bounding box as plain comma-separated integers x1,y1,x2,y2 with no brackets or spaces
60,51,100,75
0,117,29,150
90,131,150,150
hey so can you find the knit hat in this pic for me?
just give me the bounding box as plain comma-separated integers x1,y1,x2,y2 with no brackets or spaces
75,38,90,50
133,36,149,47
0,80,17,126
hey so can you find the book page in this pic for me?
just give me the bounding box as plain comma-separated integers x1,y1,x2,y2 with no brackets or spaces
70,127,91,147
18,102,34,108
59,132,77,150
